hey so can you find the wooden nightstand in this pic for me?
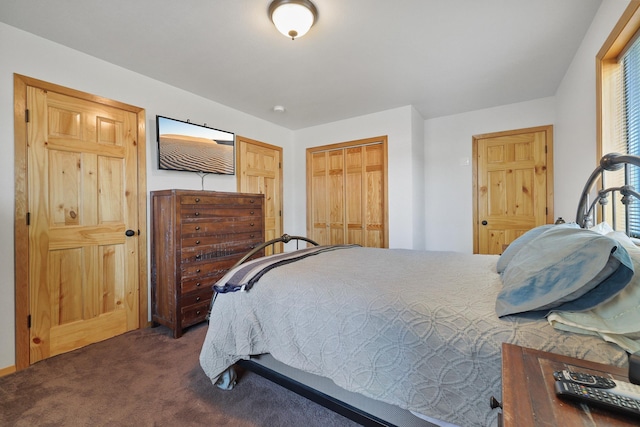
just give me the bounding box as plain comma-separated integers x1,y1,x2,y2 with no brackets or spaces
499,343,638,426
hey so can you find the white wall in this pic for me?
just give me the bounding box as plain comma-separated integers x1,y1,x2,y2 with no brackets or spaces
0,23,293,370
554,0,631,218
292,105,424,249
411,106,426,250
423,97,556,252
422,0,632,253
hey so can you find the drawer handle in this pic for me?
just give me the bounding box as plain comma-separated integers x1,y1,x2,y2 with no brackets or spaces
196,240,201,245
196,282,201,287
250,199,255,203
196,269,201,273
196,310,201,315
194,212,200,216
195,255,202,260
195,198,200,203
250,234,255,238
195,226,201,231
196,296,201,302
250,222,254,226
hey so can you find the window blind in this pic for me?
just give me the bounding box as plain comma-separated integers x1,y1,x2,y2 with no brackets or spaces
621,36,640,236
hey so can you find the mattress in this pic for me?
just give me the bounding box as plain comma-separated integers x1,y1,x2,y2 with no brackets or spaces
200,247,628,426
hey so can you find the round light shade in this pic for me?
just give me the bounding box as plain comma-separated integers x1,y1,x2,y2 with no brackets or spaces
269,0,317,40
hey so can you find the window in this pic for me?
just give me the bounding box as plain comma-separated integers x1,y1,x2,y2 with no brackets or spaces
622,38,640,235
598,2,640,235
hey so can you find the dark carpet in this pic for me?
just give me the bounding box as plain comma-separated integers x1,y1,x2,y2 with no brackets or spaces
0,323,360,426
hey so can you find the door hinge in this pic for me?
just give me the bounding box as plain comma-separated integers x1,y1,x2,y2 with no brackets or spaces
279,210,282,217
27,314,31,329
546,207,548,215
545,145,547,154
26,212,30,226
25,109,30,123
279,162,282,169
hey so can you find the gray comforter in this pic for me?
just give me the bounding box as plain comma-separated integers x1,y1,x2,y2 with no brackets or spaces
199,247,628,426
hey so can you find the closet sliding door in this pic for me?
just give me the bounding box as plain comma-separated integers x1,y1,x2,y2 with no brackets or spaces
306,136,388,248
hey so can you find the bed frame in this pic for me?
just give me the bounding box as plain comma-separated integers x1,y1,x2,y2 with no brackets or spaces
576,152,640,231
231,233,320,268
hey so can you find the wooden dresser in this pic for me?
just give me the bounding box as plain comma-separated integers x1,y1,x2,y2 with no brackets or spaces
150,189,264,338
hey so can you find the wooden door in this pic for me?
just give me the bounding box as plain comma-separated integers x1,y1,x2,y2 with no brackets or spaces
236,136,282,254
22,82,143,364
309,150,330,244
307,136,388,248
309,148,347,245
473,126,553,254
345,144,386,246
328,149,346,244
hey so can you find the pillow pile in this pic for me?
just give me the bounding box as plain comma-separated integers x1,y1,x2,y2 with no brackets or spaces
548,231,640,354
496,224,634,317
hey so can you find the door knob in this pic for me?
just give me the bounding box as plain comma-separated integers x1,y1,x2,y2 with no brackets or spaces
481,220,488,226
489,396,502,409
125,229,136,237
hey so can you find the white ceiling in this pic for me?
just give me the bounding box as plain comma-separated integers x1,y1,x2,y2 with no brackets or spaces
0,0,602,130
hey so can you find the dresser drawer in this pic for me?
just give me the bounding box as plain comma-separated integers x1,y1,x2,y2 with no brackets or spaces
180,240,262,264
181,220,262,236
180,194,261,206
181,288,212,307
181,300,210,328
181,275,218,294
181,258,239,280
180,206,262,219
182,230,263,249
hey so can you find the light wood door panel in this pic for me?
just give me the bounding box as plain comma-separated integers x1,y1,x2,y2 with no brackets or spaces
365,144,385,247
27,87,139,363
328,150,345,244
346,147,364,245
473,126,553,254
307,137,388,248
236,136,282,254
310,151,329,244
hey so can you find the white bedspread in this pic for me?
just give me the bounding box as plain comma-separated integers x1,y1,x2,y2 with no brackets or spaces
199,247,628,427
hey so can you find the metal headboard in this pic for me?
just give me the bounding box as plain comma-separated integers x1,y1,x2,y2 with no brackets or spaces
231,233,319,268
208,234,320,318
576,153,640,233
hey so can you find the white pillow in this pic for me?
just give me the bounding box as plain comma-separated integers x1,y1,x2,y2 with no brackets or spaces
548,231,640,353
589,222,614,235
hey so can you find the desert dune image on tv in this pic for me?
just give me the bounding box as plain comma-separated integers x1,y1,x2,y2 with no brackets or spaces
157,116,234,175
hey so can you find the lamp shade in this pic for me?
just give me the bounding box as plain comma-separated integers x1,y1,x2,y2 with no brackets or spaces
269,0,317,40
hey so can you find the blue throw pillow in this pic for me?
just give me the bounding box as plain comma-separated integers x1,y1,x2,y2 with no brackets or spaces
496,223,579,274
496,227,634,317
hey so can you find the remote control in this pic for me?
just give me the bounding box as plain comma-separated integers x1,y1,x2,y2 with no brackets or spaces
555,380,640,418
554,370,640,400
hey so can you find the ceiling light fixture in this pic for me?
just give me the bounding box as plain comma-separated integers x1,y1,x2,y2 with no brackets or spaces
269,0,318,40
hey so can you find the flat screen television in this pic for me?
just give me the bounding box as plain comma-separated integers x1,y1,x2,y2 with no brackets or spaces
156,115,235,175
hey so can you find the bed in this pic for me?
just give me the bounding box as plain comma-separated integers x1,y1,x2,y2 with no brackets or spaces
199,153,640,427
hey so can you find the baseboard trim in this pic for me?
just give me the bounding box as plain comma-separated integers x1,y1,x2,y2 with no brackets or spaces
0,364,16,377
